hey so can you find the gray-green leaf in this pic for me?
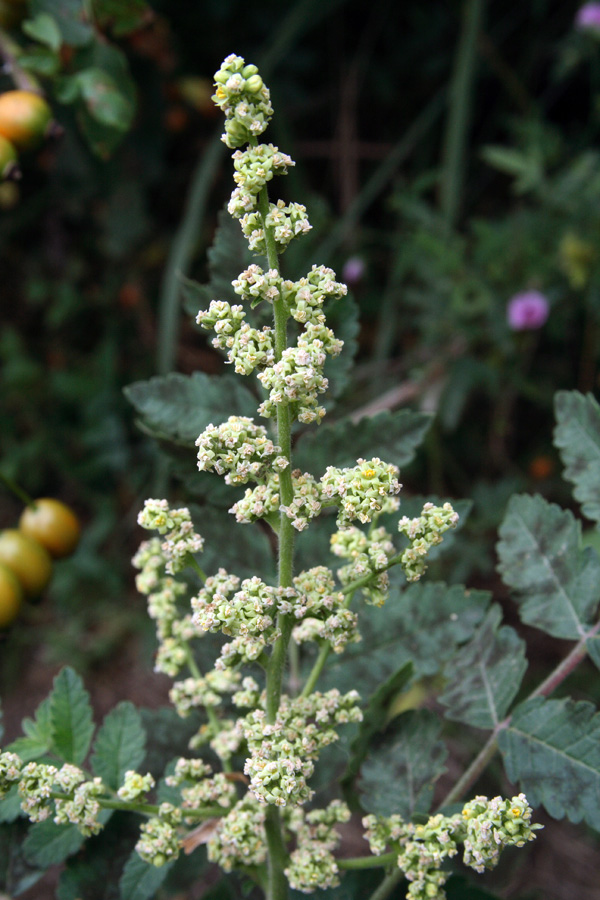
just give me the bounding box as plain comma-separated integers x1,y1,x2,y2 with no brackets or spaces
119,850,173,900
124,372,258,446
554,391,600,526
49,667,95,765
438,605,527,729
359,710,447,818
294,409,431,476
24,820,85,867
498,696,600,829
496,493,600,639
91,702,146,792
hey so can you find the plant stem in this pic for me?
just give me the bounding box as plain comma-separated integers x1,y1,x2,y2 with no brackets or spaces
438,620,600,808
366,867,403,900
338,851,397,870
439,0,486,232
265,806,289,900
49,791,227,820
0,472,36,508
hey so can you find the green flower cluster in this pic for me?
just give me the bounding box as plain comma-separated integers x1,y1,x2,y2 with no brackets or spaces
331,524,396,606
285,800,350,892
321,457,402,526
137,499,204,574
213,54,273,148
195,416,288,485
398,502,459,582
290,566,360,653
363,793,540,900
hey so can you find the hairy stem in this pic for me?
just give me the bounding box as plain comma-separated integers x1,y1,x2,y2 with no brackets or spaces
265,806,289,900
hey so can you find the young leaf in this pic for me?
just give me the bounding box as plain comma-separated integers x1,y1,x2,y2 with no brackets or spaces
22,13,62,50
496,494,600,639
124,372,258,446
293,409,432,476
321,583,491,697
76,67,134,131
30,0,93,46
342,662,413,799
554,391,600,526
119,850,174,900
498,696,600,830
438,605,527,730
49,667,95,765
91,702,147,792
358,710,447,818
6,698,53,762
23,820,86,868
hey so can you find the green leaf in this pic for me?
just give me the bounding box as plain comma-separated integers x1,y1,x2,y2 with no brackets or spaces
0,784,22,823
24,820,86,867
342,662,413,800
0,820,46,897
438,605,527,729
23,13,62,50
48,667,95,765
30,0,93,46
294,409,432,476
498,696,600,829
119,850,173,900
496,494,600,639
76,67,134,130
359,710,447,818
91,702,146,791
321,583,491,697
124,372,258,446
190,503,275,581
16,46,60,76
93,0,150,36
554,391,600,526
6,698,53,762
323,294,360,401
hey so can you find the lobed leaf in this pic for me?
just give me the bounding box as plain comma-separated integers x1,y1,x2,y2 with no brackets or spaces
496,493,600,639
320,583,491,697
91,702,147,792
48,667,95,765
294,409,432,476
438,605,527,729
358,710,447,818
6,698,53,762
554,390,600,526
124,372,258,446
498,696,600,830
119,850,174,900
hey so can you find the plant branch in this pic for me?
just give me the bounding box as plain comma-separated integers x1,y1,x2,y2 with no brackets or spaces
337,851,397,870
365,867,403,900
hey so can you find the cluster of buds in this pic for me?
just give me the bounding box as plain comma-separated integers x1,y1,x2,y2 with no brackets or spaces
398,502,459,582
212,54,273,148
285,800,350,892
207,794,268,871
195,416,288,485
169,668,241,717
363,794,540,900
290,566,360,653
137,499,204,575
240,690,362,806
321,458,402,526
331,525,396,606
136,803,183,867
166,757,238,812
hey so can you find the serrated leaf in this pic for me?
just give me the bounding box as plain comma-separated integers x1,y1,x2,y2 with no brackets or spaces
49,667,95,765
190,503,275,581
0,820,46,896
6,698,54,762
359,710,447,818
342,662,413,798
91,702,146,791
119,850,173,900
496,494,600,639
24,820,86,867
554,391,600,525
498,696,600,829
438,605,527,729
0,784,22,822
124,372,258,446
320,583,491,697
294,409,432,476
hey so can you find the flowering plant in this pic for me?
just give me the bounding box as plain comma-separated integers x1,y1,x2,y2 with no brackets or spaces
2,56,600,900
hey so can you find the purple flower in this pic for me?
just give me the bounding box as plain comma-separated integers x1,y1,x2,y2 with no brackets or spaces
575,3,600,31
506,290,549,331
342,256,365,286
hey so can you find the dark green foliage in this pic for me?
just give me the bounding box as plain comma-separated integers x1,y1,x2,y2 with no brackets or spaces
498,697,600,830
48,667,95,766
358,710,447,818
124,373,258,447
554,391,600,526
294,409,431,475
497,494,600,639
438,605,527,730
119,851,174,900
91,703,147,792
